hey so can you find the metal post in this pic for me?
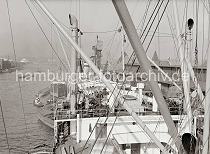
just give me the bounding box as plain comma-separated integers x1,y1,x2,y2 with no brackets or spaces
202,1,210,153
112,0,182,149
137,83,144,106
171,1,204,103
152,84,161,112
33,0,167,152
122,33,125,71
76,114,80,143
69,15,78,115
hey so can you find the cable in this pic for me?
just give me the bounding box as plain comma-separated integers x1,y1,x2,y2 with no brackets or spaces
166,13,179,62
98,1,171,152
105,22,120,66
135,0,169,72
130,0,164,67
50,22,54,72
145,0,169,53
5,0,30,152
181,0,189,34
0,100,10,154
127,0,165,67
81,36,141,153
25,0,68,72
141,0,164,44
99,115,118,154
142,117,162,152
157,4,160,59
139,0,162,40
92,1,171,153
81,28,147,151
117,0,162,54
136,0,152,32
83,29,118,34
28,0,179,153
25,2,121,152
123,0,160,53
113,1,171,152
79,0,81,29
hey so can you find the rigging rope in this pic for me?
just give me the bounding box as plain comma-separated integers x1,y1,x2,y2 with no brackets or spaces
100,1,171,153
0,100,10,154
105,22,120,66
91,1,171,153
129,0,164,68
127,0,164,67
139,0,161,39
136,0,152,32
141,0,164,44
5,0,31,152
25,0,184,153
181,0,189,34
81,29,150,153
25,0,68,72
80,10,160,150
135,0,169,72
123,0,159,54
145,0,169,52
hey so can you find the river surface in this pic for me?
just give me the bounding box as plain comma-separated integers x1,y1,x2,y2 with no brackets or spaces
0,58,59,154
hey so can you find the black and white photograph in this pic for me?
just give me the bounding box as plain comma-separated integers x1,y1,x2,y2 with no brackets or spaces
0,0,210,153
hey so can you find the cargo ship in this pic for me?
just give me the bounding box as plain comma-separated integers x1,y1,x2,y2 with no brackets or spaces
2,0,210,154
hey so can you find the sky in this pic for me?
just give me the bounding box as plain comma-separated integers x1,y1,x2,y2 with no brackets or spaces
0,0,209,66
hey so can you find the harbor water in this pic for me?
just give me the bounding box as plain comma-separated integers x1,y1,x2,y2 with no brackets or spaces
0,58,56,154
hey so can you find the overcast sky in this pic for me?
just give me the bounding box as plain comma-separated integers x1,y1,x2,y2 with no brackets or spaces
0,0,209,65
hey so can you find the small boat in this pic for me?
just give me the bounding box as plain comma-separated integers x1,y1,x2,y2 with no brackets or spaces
34,97,44,107
20,58,30,63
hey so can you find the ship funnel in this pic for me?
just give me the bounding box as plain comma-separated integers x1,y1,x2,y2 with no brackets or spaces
187,18,194,30
182,133,197,154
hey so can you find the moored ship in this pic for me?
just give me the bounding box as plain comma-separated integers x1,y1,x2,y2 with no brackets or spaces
2,0,210,154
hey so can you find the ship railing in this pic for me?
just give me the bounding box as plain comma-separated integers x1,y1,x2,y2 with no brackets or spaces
55,106,181,120
131,106,182,116
77,109,108,118
55,108,108,120
55,109,71,120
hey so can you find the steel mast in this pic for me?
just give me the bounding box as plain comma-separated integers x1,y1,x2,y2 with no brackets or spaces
69,15,78,115
171,1,204,104
172,0,192,132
